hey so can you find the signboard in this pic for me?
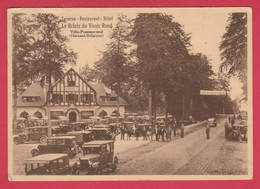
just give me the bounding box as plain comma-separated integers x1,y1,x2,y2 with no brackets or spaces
200,90,226,96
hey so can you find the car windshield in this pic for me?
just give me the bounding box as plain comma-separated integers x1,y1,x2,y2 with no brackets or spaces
25,163,48,173
83,147,101,154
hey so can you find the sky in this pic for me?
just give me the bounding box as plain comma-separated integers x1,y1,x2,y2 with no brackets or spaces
10,8,250,107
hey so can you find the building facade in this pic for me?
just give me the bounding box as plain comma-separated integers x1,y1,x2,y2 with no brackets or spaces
16,68,128,124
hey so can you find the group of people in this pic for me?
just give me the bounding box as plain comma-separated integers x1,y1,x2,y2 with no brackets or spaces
119,119,184,141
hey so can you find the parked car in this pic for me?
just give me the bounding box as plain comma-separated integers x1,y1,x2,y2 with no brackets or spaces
13,126,59,144
69,122,82,131
109,123,118,134
77,140,118,174
65,131,94,146
31,136,78,158
207,118,217,127
228,122,247,141
87,128,116,140
24,153,71,175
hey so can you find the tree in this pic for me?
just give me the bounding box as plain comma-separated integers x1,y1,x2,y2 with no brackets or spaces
12,13,37,129
131,13,191,123
12,13,77,130
91,14,133,123
79,64,96,82
220,13,247,101
30,13,77,128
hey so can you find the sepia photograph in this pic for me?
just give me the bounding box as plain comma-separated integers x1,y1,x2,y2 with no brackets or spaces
7,7,252,181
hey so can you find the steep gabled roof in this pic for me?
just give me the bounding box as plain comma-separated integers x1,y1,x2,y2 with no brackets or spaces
17,83,45,107
89,83,128,106
21,83,43,97
51,68,96,93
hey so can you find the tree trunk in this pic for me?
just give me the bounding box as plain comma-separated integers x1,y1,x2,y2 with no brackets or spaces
116,85,120,127
47,74,52,136
165,93,168,127
181,95,185,124
149,88,152,124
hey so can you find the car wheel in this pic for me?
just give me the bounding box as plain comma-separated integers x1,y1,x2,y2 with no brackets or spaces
31,149,40,157
63,149,71,157
20,134,28,142
40,136,47,144
95,165,103,175
13,137,20,145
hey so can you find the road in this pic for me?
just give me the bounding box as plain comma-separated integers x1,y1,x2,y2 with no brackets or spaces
11,117,248,176
113,117,248,175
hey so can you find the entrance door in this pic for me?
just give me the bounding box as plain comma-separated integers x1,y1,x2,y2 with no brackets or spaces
69,111,77,122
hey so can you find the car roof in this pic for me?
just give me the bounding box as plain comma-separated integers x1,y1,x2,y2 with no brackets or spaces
67,131,92,134
25,154,68,164
82,140,113,146
47,136,76,139
93,125,110,127
87,128,109,131
28,126,50,129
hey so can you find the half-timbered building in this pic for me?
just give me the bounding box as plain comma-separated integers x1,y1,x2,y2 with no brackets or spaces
16,68,128,124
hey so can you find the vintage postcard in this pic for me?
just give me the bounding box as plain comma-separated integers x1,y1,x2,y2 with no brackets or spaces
7,7,253,181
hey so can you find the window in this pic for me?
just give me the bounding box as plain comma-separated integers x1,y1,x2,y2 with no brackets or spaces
50,111,64,120
47,139,56,145
58,159,64,168
67,94,78,103
100,96,106,101
67,71,76,86
20,111,29,119
22,97,40,102
56,139,64,145
81,111,94,119
110,97,117,101
50,160,58,172
51,94,63,103
81,94,93,102
34,111,43,119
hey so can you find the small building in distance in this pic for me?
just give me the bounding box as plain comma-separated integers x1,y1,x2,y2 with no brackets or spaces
16,68,128,124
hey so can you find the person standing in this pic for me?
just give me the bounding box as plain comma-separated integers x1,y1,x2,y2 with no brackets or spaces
231,117,235,126
127,129,131,140
161,127,165,141
206,124,210,139
120,126,125,140
224,122,229,138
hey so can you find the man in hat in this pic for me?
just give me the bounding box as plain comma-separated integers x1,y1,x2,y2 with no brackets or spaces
206,124,210,139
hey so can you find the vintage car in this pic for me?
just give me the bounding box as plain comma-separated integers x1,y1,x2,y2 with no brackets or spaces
87,128,116,140
31,136,78,158
109,123,118,134
228,122,248,141
69,122,82,131
13,126,59,144
24,153,71,175
207,118,217,127
65,131,94,146
77,140,118,174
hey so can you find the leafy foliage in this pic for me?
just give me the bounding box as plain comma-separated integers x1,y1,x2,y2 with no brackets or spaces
220,13,247,100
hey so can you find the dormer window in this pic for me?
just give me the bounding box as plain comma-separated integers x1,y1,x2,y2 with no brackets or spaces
110,97,117,101
22,96,40,102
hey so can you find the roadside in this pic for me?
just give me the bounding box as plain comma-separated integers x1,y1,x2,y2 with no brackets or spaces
114,117,247,175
